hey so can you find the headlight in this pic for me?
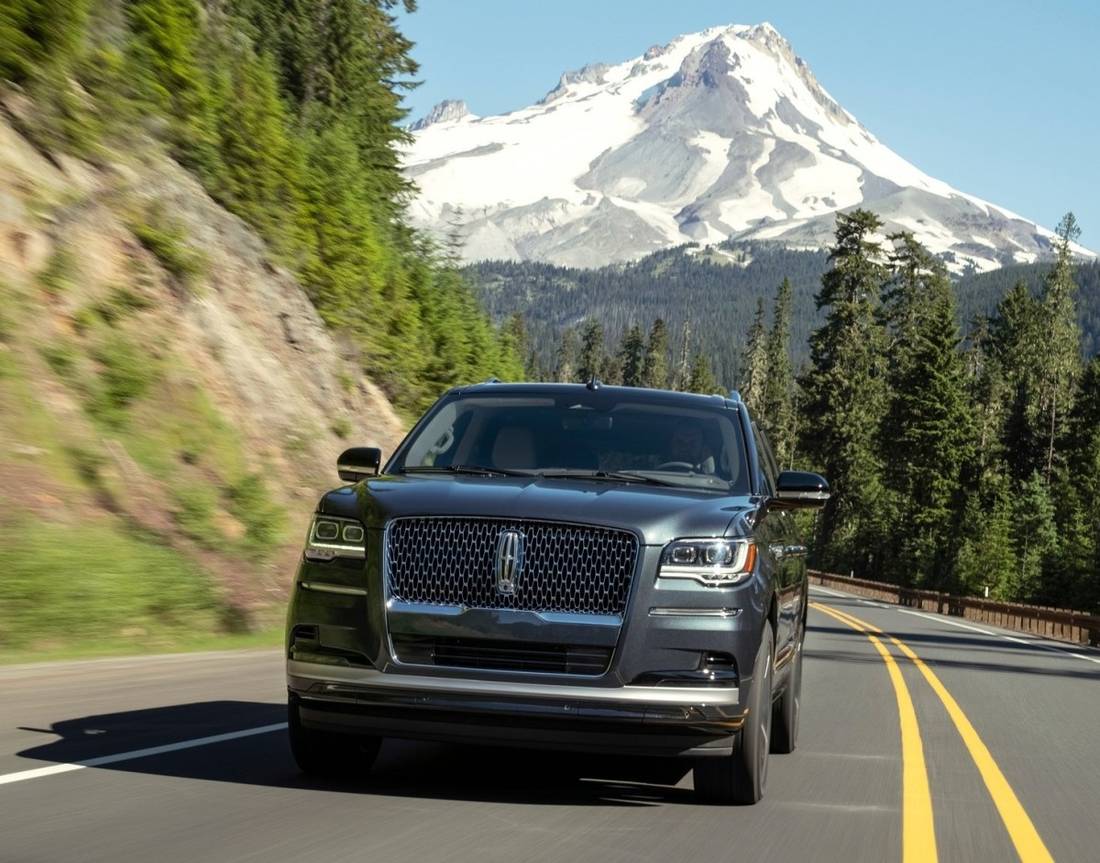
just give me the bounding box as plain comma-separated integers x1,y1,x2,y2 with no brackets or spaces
304,514,366,561
659,538,756,586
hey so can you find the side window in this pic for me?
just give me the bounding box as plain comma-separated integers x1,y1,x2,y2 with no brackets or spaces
751,422,777,495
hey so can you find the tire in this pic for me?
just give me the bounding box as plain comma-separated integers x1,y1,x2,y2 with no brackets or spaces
694,621,775,805
771,637,802,754
288,696,381,778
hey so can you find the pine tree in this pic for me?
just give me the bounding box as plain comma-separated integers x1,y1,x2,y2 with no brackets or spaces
297,122,387,331
1054,357,1100,610
1035,213,1084,482
761,278,796,466
617,325,645,387
881,234,974,587
502,313,535,379
297,0,419,215
0,0,92,82
577,319,605,382
799,210,890,576
126,0,219,176
211,42,304,257
601,351,623,386
1010,472,1060,602
554,328,579,383
963,315,1006,472
641,318,670,389
740,298,769,417
673,321,692,390
687,354,718,394
990,281,1045,480
955,475,1016,598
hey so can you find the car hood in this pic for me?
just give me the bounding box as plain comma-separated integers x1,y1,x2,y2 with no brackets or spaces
318,474,758,545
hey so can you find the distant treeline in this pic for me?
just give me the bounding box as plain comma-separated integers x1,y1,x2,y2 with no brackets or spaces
468,245,1100,386
469,245,829,386
2,0,523,414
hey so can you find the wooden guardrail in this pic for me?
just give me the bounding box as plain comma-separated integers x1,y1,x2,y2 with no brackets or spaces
809,570,1100,647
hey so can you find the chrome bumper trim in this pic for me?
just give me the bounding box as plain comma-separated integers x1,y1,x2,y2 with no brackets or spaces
648,607,741,618
287,660,740,705
385,599,621,627
299,581,368,596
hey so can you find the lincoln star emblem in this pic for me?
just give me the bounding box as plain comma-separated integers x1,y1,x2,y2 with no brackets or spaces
494,529,525,595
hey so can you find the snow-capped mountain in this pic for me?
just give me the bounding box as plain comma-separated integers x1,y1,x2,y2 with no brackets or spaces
404,23,1091,272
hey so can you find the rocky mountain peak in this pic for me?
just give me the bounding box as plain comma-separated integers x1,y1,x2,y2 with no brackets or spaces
541,63,613,104
410,99,472,131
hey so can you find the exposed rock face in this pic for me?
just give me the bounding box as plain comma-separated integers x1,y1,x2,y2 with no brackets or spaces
410,99,473,130
403,23,1093,272
0,112,405,614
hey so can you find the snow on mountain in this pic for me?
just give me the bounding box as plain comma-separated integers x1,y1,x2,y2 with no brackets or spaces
403,23,1092,272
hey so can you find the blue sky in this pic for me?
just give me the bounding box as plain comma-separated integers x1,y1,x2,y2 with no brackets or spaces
398,1,1100,250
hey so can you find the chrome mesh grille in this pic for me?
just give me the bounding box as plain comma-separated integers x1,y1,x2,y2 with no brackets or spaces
386,518,638,615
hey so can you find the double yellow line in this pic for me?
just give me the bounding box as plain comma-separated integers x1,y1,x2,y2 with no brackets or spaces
811,601,1054,863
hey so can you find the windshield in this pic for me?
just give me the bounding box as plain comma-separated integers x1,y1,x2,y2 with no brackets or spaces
391,391,749,493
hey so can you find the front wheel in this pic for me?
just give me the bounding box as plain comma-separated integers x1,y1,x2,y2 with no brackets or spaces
288,696,381,778
771,638,802,754
694,621,774,805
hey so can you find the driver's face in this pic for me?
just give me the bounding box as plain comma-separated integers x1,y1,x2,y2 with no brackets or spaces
670,425,704,463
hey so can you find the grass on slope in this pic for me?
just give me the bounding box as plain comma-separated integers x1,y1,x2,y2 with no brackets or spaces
0,245,289,663
0,521,220,653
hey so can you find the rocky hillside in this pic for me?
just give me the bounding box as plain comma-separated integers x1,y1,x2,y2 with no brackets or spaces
0,105,405,655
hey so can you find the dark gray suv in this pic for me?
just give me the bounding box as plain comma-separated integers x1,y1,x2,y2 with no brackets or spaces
286,382,828,804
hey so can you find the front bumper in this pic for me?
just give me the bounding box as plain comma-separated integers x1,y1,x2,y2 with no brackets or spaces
288,660,746,756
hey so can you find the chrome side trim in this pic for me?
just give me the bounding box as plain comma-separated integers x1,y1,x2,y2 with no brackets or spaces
299,581,368,597
649,607,741,618
776,490,829,503
287,659,740,705
536,610,621,627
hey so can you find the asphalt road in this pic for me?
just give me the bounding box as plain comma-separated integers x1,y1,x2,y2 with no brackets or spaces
2,587,1098,863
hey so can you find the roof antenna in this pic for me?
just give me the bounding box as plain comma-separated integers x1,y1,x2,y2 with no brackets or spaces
728,389,742,402
586,375,601,391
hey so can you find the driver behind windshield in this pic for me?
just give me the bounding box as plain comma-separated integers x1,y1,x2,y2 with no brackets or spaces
667,423,716,474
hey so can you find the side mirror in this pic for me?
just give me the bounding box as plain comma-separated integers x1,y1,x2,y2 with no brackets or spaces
774,471,830,508
338,447,382,482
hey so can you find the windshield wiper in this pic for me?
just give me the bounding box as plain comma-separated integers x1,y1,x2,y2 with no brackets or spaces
535,469,682,487
401,464,534,478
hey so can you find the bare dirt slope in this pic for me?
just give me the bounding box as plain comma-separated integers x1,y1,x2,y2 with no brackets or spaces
0,105,405,650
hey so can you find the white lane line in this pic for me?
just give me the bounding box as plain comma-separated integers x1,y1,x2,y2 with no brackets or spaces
813,587,1100,667
811,586,892,609
896,609,995,636
1006,638,1100,665
811,586,851,598
900,611,1100,665
0,722,287,787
